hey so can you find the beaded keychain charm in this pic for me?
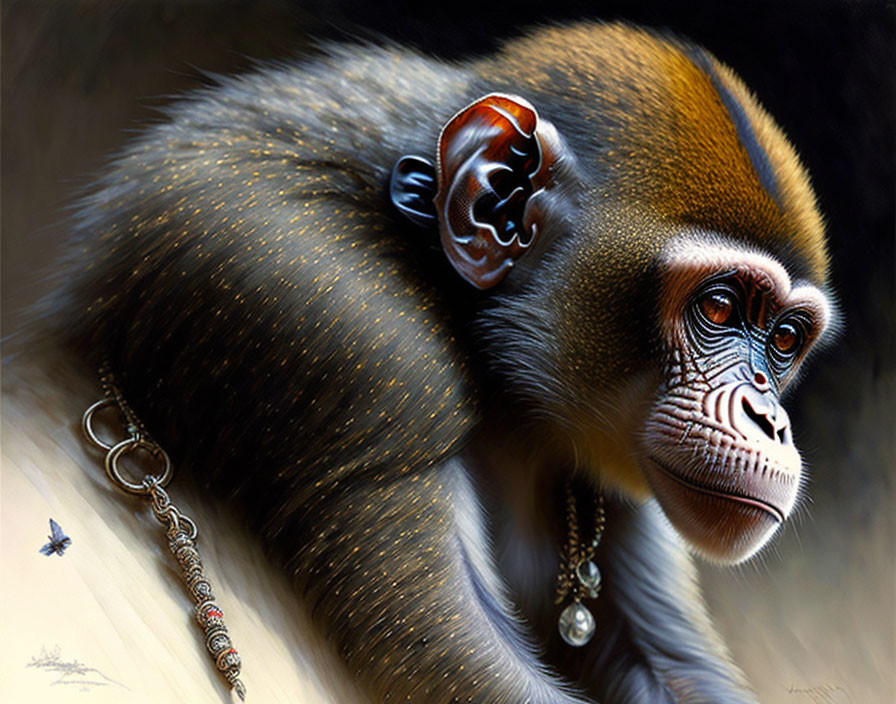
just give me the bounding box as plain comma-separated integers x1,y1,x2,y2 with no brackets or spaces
82,365,246,702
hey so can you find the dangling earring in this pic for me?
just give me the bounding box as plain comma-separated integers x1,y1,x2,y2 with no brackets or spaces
555,481,605,647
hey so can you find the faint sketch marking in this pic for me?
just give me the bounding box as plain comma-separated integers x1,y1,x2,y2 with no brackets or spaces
27,646,128,692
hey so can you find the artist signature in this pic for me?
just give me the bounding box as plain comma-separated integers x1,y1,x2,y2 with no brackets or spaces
26,646,128,692
787,684,852,704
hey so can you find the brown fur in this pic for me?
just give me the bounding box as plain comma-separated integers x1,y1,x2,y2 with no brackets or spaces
481,23,828,282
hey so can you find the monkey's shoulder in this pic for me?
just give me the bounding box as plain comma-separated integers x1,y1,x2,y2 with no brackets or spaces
63,45,482,485
69,42,474,330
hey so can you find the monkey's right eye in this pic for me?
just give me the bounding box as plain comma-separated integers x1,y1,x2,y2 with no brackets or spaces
699,291,735,326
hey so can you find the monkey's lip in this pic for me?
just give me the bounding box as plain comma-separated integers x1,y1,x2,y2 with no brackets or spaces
646,457,785,524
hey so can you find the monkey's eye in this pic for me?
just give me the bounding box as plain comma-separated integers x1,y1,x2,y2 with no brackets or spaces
772,323,799,354
699,290,736,326
768,315,808,377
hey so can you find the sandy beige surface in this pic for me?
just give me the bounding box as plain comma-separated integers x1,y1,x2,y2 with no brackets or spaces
1,353,361,704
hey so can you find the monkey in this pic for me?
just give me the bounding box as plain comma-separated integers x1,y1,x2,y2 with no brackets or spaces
48,20,834,704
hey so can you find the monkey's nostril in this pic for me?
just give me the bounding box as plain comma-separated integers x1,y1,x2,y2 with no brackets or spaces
753,371,768,387
741,396,777,441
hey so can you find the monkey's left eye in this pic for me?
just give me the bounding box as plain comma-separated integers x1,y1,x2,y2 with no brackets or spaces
768,316,807,376
772,323,799,354
699,291,736,326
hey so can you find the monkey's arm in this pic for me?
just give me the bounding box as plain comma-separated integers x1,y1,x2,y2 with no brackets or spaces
281,457,587,704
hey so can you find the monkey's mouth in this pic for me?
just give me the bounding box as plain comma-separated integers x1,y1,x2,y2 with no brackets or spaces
646,457,785,524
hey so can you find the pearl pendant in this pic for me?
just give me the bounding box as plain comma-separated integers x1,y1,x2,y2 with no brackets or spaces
558,601,595,646
576,559,602,598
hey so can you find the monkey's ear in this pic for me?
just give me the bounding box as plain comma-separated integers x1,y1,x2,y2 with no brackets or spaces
434,93,568,289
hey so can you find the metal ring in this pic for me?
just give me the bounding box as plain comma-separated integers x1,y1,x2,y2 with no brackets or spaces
105,438,173,495
164,510,181,534
82,399,120,451
178,514,199,541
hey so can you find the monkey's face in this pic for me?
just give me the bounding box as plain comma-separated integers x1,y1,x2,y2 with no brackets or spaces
639,238,832,563
390,91,833,564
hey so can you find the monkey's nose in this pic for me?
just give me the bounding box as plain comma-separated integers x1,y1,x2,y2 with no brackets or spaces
751,370,771,392
736,386,792,445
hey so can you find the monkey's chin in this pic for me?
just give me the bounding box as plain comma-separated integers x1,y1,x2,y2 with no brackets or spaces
642,458,787,564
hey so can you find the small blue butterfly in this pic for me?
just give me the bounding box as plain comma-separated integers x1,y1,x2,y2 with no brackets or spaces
39,518,71,557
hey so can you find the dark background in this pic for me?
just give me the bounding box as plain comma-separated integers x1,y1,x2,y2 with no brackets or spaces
3,1,893,702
